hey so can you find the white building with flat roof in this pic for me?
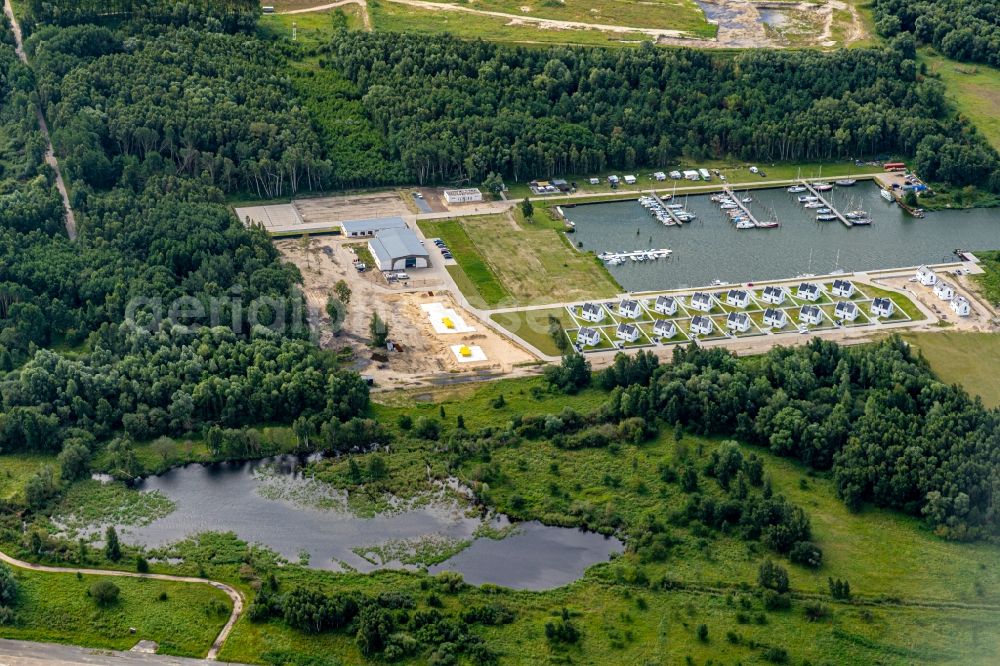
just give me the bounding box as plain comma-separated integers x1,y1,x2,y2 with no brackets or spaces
341,216,408,238
443,188,483,204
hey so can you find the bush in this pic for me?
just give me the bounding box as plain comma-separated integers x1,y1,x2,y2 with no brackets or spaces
696,623,709,642
762,646,789,663
758,560,789,593
789,541,823,568
803,602,831,621
89,580,120,606
761,589,791,611
136,557,149,573
0,564,17,606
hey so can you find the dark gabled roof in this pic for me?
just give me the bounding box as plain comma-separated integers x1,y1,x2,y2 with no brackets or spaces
872,297,892,309
727,289,748,300
653,319,675,331
655,295,675,306
727,311,750,324
617,323,638,335
691,291,711,302
577,326,598,338
619,299,639,310
835,300,858,313
764,307,785,320
832,279,853,291
762,285,783,297
691,315,712,327
800,305,821,317
798,282,819,293
582,303,602,313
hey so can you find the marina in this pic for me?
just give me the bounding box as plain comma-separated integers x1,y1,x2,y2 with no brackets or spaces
801,180,852,227
564,181,1000,292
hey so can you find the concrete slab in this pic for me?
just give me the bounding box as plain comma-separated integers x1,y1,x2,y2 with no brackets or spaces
450,344,487,363
422,303,476,334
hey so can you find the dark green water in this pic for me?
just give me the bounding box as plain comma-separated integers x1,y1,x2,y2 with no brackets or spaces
565,182,999,292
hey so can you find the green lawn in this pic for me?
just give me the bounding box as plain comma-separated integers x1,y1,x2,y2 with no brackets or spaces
490,307,577,355
420,218,511,307
422,211,619,307
924,50,1000,153
902,332,1000,409
1,568,231,658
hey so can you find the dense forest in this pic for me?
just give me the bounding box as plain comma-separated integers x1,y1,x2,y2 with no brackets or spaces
873,0,1000,67
21,0,260,33
596,339,1000,541
26,25,330,199
307,32,1000,190
0,15,370,471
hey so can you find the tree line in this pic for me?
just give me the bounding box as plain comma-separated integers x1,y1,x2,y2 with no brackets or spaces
308,31,1000,190
873,0,1000,67
21,0,260,34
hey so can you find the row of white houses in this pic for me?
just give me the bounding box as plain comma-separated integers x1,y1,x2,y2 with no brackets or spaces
575,296,906,348
917,266,971,316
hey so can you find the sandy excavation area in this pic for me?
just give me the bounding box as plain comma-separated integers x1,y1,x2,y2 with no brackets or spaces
276,236,534,387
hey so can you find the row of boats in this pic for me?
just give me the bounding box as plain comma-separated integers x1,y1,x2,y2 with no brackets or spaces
795,197,872,224
598,248,672,265
638,195,696,225
710,191,779,229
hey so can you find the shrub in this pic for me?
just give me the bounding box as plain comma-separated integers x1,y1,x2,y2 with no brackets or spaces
89,580,120,606
789,541,823,568
762,646,789,663
758,560,789,593
696,623,709,641
0,564,17,606
804,602,831,621
136,557,149,573
761,589,791,611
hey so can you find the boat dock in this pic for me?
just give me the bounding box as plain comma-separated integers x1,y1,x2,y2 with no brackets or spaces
651,193,685,225
598,249,672,265
721,184,765,228
801,180,852,227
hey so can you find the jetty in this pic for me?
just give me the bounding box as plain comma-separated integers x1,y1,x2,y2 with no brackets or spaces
598,249,672,265
651,192,685,225
721,184,765,228
801,180,851,227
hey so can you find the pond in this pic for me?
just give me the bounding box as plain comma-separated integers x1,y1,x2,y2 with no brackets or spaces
564,181,1000,292
99,456,622,591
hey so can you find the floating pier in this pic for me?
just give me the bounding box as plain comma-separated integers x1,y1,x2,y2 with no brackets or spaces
598,249,672,265
801,181,852,227
721,185,766,228
651,193,685,225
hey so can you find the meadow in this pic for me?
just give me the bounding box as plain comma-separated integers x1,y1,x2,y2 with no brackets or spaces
902,332,1000,409
923,50,1000,153
421,209,619,308
0,568,231,658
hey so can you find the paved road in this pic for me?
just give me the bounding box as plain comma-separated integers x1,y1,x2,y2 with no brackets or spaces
3,0,78,240
0,639,250,665
0,549,244,661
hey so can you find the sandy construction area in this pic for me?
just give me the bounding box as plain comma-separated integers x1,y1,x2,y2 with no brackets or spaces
294,191,411,226
277,236,533,387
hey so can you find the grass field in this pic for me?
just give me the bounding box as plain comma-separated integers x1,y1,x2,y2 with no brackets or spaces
0,454,56,502
421,210,619,307
369,0,655,48
0,568,231,658
431,0,714,34
259,7,367,46
902,332,1000,408
970,249,1000,307
924,50,1000,153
